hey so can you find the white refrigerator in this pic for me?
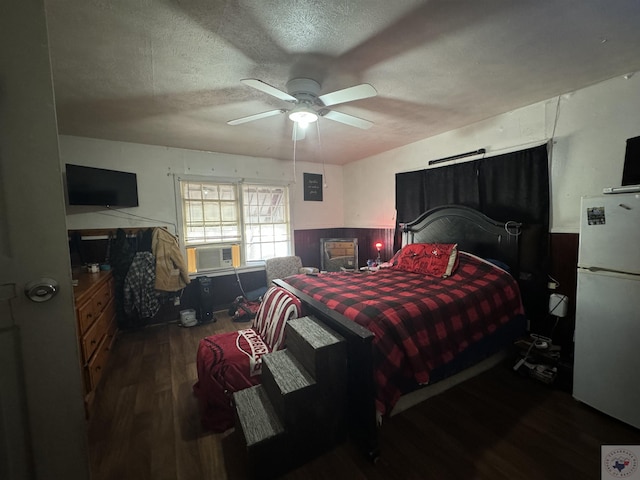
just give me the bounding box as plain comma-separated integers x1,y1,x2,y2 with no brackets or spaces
573,192,640,428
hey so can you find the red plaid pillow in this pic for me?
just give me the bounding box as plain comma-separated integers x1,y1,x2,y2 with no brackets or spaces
392,243,459,277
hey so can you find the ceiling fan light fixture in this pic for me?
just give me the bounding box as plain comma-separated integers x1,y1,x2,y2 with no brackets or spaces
288,106,318,127
229,77,377,131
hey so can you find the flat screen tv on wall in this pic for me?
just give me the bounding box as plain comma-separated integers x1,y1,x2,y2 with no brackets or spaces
65,164,139,207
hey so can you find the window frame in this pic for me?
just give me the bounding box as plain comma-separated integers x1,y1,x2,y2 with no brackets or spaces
174,174,293,273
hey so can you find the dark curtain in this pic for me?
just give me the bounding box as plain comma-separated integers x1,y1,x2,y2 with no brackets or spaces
394,143,550,324
396,160,480,223
425,160,481,213
478,145,550,321
395,170,426,224
478,144,549,277
396,144,549,225
394,160,480,251
478,145,549,225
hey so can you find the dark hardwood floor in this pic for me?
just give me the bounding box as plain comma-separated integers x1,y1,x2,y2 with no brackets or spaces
88,312,640,479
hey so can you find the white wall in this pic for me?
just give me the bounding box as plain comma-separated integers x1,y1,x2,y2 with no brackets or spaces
60,136,344,232
344,72,640,233
62,72,639,235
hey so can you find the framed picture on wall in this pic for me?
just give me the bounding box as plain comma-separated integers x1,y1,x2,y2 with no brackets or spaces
304,173,323,201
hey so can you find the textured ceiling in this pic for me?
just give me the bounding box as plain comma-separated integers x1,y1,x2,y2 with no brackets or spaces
45,0,640,165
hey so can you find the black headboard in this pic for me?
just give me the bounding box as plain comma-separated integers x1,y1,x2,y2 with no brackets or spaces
401,205,521,274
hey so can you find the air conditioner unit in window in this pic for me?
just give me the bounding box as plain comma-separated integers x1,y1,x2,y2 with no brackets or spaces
195,245,234,271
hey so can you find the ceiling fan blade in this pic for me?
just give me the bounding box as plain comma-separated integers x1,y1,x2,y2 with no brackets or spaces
322,110,374,130
318,83,377,107
292,123,307,141
227,109,284,126
241,79,297,102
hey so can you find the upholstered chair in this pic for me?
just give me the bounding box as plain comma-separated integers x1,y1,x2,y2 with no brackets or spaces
265,255,318,286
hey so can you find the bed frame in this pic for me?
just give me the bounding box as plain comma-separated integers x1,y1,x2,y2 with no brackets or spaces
401,205,521,274
275,205,522,460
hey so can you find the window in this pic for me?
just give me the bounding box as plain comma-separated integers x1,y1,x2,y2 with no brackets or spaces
179,179,292,272
182,182,240,245
243,184,290,260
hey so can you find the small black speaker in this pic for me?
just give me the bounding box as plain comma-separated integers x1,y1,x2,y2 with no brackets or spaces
197,276,216,323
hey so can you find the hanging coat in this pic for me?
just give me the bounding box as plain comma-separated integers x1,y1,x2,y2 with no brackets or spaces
110,228,136,328
152,228,191,292
123,251,160,319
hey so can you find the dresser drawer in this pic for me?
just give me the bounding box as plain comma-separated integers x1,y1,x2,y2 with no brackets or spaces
87,336,110,391
93,281,111,316
102,297,115,332
77,299,98,336
81,316,103,362
73,269,117,417
104,309,117,349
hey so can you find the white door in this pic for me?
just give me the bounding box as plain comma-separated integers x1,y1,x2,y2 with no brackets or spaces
573,269,640,429
578,194,640,274
1,2,90,479
0,292,32,480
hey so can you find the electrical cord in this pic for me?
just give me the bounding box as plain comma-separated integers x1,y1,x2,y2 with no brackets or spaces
504,220,522,236
547,294,567,340
234,266,248,298
102,207,179,235
514,333,557,371
513,339,537,371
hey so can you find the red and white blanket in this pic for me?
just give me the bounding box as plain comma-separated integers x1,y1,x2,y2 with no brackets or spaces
193,286,302,431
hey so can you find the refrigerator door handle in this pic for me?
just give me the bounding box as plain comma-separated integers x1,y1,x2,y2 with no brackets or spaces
584,266,640,276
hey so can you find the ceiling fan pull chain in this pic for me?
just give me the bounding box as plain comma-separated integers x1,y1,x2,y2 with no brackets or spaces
292,124,297,182
315,121,328,189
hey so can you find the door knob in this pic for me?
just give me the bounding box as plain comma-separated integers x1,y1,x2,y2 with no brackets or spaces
24,278,59,302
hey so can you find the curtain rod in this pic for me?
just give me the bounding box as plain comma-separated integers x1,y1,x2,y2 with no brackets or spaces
428,148,486,166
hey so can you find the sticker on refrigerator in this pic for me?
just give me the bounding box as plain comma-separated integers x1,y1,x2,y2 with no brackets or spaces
587,206,606,225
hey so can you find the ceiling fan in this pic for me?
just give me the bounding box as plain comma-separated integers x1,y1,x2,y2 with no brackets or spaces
227,78,377,136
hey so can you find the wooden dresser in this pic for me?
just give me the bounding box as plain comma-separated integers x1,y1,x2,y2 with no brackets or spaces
73,270,118,415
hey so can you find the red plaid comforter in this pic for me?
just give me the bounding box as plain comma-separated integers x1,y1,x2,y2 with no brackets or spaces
284,252,524,415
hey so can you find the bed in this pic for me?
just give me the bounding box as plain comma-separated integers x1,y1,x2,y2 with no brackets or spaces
274,205,527,459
